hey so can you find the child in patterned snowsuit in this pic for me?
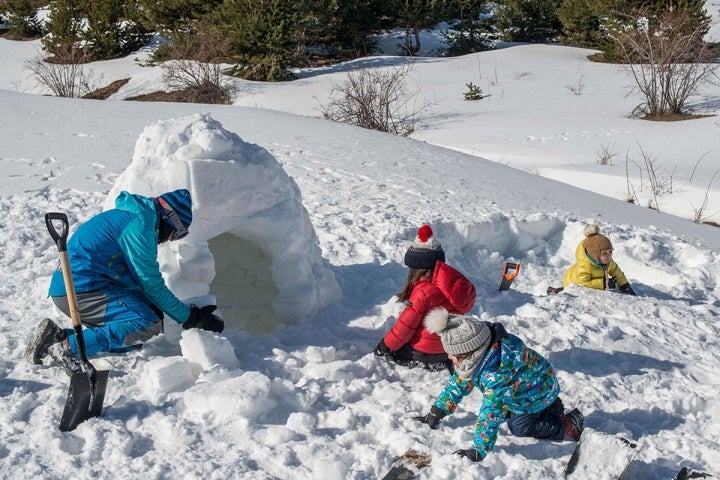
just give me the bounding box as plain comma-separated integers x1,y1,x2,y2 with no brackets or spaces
414,309,584,462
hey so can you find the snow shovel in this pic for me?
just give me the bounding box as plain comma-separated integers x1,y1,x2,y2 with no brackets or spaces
45,212,109,431
499,261,521,291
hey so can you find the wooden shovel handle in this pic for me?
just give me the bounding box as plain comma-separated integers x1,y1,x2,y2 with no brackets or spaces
45,213,89,362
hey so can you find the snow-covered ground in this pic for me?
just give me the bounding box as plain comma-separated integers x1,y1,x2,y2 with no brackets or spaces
0,5,719,479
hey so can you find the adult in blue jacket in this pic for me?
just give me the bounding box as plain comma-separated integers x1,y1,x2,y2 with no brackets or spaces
26,189,223,375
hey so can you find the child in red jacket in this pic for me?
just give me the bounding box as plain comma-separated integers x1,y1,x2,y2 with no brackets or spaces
374,225,476,371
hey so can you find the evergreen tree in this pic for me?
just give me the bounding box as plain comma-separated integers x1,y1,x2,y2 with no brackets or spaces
291,0,338,64
216,0,334,81
494,0,563,43
84,0,123,59
557,0,625,48
120,0,155,51
134,0,221,36
442,0,495,55
558,0,711,57
42,0,86,61
332,0,384,57
216,0,297,81
649,0,710,36
83,0,151,60
381,0,450,55
4,0,43,39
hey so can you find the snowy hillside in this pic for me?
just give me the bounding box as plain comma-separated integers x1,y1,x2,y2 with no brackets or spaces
1,8,720,479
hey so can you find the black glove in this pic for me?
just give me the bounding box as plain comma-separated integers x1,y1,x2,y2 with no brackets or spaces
413,405,446,429
374,339,392,357
619,283,637,296
183,305,225,333
454,448,483,462
606,276,617,289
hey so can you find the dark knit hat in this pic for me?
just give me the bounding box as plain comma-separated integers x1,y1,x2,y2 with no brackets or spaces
424,308,491,356
159,189,193,228
583,224,612,262
404,225,445,269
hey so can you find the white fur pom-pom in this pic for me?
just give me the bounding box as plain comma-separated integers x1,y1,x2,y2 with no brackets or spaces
583,224,600,237
424,308,449,334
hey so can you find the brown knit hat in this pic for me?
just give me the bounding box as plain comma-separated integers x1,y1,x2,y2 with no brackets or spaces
583,225,612,262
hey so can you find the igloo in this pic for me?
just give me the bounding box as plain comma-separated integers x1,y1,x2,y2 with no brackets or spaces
104,114,340,335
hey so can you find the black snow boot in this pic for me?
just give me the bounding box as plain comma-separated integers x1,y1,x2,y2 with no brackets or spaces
26,318,67,365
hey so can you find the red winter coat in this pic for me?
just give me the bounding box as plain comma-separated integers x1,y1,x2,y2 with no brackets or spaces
383,261,476,354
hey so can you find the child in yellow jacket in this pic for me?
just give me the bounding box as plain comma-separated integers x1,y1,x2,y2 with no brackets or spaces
560,225,636,295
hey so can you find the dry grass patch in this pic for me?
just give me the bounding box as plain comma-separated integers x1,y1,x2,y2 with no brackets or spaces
82,78,130,100
79,79,233,104
642,112,713,122
126,88,224,104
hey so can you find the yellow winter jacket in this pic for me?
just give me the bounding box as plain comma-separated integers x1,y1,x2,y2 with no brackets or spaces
562,239,629,289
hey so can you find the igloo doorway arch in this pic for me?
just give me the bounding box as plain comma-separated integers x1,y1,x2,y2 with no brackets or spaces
104,113,340,335
208,233,279,335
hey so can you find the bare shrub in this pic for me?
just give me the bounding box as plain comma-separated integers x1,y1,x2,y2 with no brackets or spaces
625,142,684,214
688,153,720,224
319,64,431,136
626,146,720,222
596,141,617,166
625,147,639,205
490,59,500,87
689,151,712,183
160,28,236,105
608,9,718,118
23,48,96,97
691,167,720,224
566,75,585,95
162,60,235,104
638,144,664,211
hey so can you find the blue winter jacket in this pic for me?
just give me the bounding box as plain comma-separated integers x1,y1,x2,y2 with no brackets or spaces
48,191,192,323
433,323,560,459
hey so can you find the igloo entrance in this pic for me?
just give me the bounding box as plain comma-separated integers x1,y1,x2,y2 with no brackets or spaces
208,233,280,335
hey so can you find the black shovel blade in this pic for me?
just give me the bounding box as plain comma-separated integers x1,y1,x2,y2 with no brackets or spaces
59,367,109,431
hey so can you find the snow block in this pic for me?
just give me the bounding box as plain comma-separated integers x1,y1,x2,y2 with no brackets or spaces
286,412,317,434
564,428,638,480
145,356,195,393
183,372,276,421
179,328,240,373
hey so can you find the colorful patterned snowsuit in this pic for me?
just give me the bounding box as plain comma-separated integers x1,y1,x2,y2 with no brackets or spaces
433,323,562,459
